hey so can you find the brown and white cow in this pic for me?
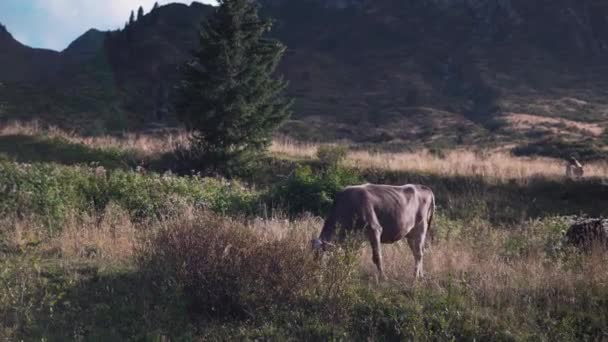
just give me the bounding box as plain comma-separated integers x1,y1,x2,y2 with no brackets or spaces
312,184,435,280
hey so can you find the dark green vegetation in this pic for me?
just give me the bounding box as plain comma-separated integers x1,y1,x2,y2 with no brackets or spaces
176,0,292,175
1,134,608,340
2,1,608,151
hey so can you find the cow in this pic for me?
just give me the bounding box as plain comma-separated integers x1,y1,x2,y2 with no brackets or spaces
566,157,584,179
311,184,435,280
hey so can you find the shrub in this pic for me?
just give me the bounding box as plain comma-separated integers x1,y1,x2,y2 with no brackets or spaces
268,165,362,217
316,145,348,167
142,212,324,319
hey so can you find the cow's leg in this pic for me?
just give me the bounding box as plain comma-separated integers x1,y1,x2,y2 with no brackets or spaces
360,205,386,282
368,228,385,281
407,234,425,279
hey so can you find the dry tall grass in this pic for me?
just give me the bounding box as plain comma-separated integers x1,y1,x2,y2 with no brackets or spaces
55,205,140,262
240,213,608,314
6,204,603,306
0,120,189,157
3,211,138,265
2,203,606,339
271,136,608,181
2,120,607,181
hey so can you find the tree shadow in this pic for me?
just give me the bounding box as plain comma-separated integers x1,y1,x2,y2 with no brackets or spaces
0,134,140,170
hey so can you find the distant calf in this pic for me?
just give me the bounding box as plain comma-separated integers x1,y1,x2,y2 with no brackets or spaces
311,184,435,280
565,218,608,251
566,157,584,179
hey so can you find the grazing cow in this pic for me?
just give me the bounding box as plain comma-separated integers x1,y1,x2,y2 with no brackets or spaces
566,157,584,179
311,184,435,280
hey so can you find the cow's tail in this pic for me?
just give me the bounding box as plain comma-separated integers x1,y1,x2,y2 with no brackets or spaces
426,193,436,250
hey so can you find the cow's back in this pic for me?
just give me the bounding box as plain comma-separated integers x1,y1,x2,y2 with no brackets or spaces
321,184,434,242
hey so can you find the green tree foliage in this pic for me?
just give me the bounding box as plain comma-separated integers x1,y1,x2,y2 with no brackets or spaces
176,0,292,175
137,6,145,20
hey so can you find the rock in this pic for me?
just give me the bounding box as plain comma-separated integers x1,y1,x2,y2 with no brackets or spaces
565,217,608,251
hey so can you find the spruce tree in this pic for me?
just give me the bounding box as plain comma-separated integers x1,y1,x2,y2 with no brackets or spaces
176,0,292,175
153,2,160,10
137,6,145,20
129,10,135,25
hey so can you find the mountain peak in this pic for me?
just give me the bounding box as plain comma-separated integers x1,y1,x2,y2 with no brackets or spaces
65,28,104,49
0,22,20,49
0,23,9,37
62,28,106,60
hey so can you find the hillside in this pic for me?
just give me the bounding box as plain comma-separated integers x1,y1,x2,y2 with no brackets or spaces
1,1,608,152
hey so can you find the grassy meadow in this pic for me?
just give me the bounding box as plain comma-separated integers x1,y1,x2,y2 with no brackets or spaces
1,121,607,341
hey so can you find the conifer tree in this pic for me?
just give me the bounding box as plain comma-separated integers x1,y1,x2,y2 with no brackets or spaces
176,0,292,175
129,10,135,25
137,6,145,20
153,2,160,10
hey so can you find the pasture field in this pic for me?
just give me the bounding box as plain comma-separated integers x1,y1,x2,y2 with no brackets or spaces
1,122,607,341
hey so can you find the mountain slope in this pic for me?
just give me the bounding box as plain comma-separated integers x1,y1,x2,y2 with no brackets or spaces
265,0,608,144
0,1,607,149
0,24,61,82
0,3,213,131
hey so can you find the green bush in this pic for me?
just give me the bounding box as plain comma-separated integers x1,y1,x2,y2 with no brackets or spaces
316,145,348,167
0,161,258,228
268,165,362,217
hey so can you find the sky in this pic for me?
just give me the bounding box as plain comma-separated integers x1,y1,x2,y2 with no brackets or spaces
0,0,215,51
